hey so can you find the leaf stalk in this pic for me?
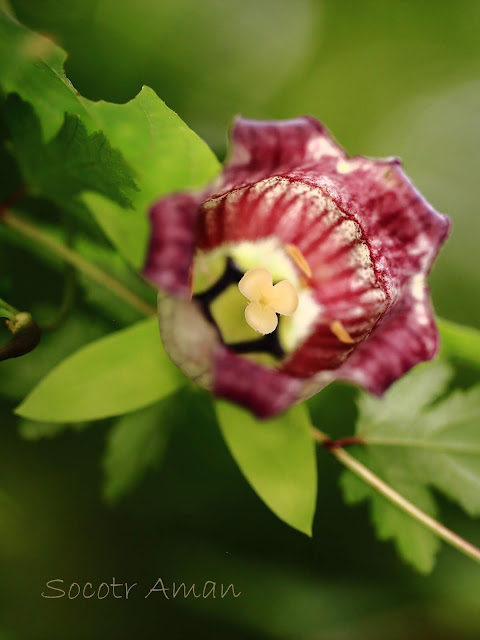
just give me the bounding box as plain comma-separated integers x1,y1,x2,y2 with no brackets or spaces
312,426,480,565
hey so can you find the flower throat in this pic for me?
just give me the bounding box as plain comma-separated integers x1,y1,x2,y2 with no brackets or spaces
194,257,286,360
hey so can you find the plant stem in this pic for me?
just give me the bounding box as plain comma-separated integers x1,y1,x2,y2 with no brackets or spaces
0,297,19,321
3,211,156,318
312,426,480,565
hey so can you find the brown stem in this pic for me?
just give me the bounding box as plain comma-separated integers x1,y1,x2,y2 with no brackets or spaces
322,435,365,449
0,187,27,218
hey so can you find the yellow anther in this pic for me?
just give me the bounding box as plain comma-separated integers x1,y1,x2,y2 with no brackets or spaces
239,268,299,335
330,320,355,344
286,244,312,278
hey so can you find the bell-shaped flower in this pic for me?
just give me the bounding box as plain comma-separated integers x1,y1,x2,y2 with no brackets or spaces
143,117,450,418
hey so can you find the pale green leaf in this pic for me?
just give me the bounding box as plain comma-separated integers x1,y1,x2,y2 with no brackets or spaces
15,317,184,422
439,318,480,371
215,401,317,536
80,192,147,270
0,307,107,401
356,361,452,429
0,12,220,267
341,361,480,573
103,395,178,504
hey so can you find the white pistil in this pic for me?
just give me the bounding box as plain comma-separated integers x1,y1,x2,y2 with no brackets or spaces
239,268,299,335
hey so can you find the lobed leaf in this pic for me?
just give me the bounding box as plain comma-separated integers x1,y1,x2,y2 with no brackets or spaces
3,94,137,210
341,361,480,572
0,11,220,267
215,400,317,536
340,448,441,574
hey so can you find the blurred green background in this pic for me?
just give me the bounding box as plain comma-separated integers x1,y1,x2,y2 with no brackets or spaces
1,0,480,638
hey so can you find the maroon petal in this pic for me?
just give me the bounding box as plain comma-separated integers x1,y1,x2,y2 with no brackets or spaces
211,116,344,197
143,192,202,298
213,345,306,419
337,284,439,395
287,156,450,285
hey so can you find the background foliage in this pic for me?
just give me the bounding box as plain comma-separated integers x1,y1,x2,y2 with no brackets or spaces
0,1,479,638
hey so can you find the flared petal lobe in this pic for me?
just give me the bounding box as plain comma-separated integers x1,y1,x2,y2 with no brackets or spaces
214,116,344,196
144,193,201,299
338,278,440,395
214,346,306,419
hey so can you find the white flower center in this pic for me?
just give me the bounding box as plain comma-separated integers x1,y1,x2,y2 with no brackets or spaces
238,268,299,335
192,238,322,363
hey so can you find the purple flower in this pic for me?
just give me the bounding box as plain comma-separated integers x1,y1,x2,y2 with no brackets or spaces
143,117,450,418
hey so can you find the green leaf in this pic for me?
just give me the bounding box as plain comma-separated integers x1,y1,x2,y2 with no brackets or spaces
0,11,90,140
102,394,178,504
439,317,480,370
0,304,107,401
18,418,89,440
78,86,220,267
15,317,184,422
340,361,480,573
3,94,137,210
340,448,441,575
80,192,147,271
215,401,317,536
0,12,220,267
